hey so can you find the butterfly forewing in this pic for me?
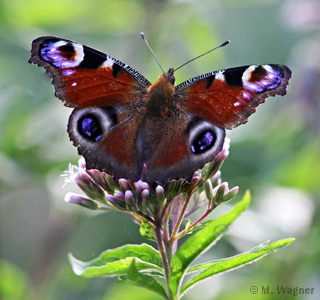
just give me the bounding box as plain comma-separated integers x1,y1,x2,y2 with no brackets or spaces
28,36,151,108
176,64,292,129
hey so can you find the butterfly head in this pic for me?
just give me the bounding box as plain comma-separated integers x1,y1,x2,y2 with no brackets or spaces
162,68,175,86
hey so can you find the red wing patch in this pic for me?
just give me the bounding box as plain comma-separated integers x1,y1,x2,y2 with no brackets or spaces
55,66,144,107
143,114,226,183
29,36,150,108
143,115,190,182
177,65,291,129
147,125,189,170
99,115,141,168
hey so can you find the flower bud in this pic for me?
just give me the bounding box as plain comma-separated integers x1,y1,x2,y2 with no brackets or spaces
140,181,150,191
75,170,106,202
125,190,135,202
119,179,132,193
106,194,126,209
193,170,201,178
124,190,136,210
156,185,164,196
155,185,165,201
223,186,239,203
65,192,98,210
88,169,113,193
213,182,228,205
114,190,125,200
134,180,150,194
203,139,230,179
191,175,200,185
204,180,214,202
141,189,150,202
139,189,150,213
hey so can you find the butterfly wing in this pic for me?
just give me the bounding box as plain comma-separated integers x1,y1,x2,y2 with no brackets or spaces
68,106,145,180
144,64,291,182
142,112,225,183
29,36,151,180
176,64,292,129
29,38,292,183
28,36,151,108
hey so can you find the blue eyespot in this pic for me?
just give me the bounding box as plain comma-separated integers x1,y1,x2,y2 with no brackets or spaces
191,129,216,154
40,40,83,68
78,114,102,142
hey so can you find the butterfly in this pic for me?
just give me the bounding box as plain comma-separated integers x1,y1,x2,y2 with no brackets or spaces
28,36,291,184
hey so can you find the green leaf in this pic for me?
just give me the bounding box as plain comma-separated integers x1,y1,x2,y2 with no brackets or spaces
181,238,294,296
70,256,164,278
127,259,169,299
169,190,251,297
187,239,294,275
186,240,276,274
184,219,191,231
179,217,205,239
69,243,163,277
186,260,221,274
75,243,161,267
140,219,156,241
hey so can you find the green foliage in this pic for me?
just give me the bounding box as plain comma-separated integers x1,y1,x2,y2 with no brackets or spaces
168,191,251,297
69,244,163,277
180,239,294,296
127,259,168,299
140,219,156,241
69,192,294,299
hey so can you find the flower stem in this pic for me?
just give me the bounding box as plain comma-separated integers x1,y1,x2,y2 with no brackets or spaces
170,189,194,241
154,221,172,300
175,204,217,240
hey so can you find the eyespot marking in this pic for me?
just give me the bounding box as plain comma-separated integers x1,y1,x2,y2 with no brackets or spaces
191,128,217,154
40,41,84,68
242,65,282,93
77,114,103,142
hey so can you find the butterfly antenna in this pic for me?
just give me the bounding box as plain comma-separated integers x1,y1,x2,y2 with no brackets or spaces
141,32,165,74
174,40,230,72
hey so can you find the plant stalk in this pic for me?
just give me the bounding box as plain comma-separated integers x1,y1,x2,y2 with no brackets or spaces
154,222,172,300
170,189,194,241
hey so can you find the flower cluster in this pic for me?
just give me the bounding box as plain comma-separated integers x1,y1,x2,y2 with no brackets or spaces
62,138,238,232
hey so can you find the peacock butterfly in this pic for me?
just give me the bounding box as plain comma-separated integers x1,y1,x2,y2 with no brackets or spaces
28,35,291,183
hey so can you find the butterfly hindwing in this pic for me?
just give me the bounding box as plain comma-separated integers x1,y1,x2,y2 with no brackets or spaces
177,64,292,129
68,106,144,181
28,36,151,108
143,112,225,182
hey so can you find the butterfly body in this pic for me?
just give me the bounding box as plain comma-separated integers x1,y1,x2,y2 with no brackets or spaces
29,36,291,183
144,78,168,119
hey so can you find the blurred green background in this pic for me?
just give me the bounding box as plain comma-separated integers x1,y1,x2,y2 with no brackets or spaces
0,0,319,299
